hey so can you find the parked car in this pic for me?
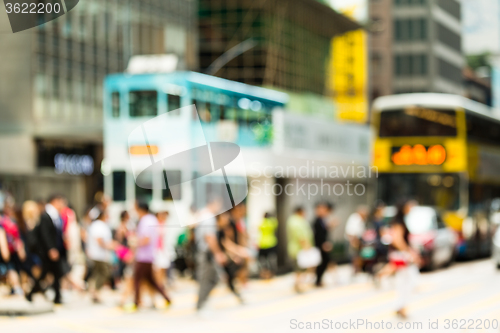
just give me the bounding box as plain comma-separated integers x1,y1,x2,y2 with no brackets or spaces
405,206,458,270
383,206,457,270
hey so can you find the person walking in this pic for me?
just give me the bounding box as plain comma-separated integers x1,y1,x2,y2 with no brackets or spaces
15,201,43,293
0,222,11,280
287,207,314,293
345,205,369,275
127,202,171,312
0,200,26,297
154,210,179,289
257,212,278,279
216,212,249,303
369,201,388,274
195,197,227,314
27,194,67,304
378,200,421,319
114,211,135,306
313,202,334,287
86,210,115,303
115,210,132,278
229,204,249,286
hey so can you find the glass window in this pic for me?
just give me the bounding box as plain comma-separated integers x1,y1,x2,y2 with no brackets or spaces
466,113,500,145
53,76,60,99
129,90,158,117
408,20,414,40
400,55,410,75
378,174,460,210
395,55,401,75
225,103,237,121
197,101,212,122
66,79,72,100
420,19,427,40
419,55,428,74
111,92,120,118
379,108,457,137
247,109,263,126
218,104,226,120
168,94,181,116
407,55,414,75
401,20,410,40
135,170,153,203
162,170,182,201
112,171,126,201
394,21,402,41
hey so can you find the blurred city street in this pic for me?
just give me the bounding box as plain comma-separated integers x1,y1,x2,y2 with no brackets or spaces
1,260,499,333
2,0,500,332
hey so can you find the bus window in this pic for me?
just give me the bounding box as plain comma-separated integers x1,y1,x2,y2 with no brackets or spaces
111,92,120,118
192,99,201,119
219,104,226,120
129,90,158,117
466,113,500,145
112,171,126,201
225,105,237,121
379,108,457,137
168,94,181,115
237,108,247,125
378,173,460,210
135,170,153,203
198,102,211,122
162,170,182,201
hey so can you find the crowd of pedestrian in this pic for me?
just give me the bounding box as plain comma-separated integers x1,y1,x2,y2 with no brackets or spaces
0,192,421,318
0,193,180,311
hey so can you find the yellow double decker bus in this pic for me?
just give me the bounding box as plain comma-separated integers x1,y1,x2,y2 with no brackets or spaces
372,93,500,259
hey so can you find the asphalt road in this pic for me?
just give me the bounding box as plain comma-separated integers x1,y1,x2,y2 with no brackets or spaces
1,259,499,333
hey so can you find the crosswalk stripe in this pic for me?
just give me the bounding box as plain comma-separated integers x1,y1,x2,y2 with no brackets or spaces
478,306,500,322
160,281,295,318
233,283,374,320
57,319,116,333
368,283,481,321
438,291,500,320
306,290,396,321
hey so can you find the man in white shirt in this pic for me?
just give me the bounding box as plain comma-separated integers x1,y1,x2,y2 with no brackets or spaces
345,205,369,274
87,210,114,303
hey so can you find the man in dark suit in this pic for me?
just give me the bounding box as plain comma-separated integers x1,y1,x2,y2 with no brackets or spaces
26,194,67,304
313,202,334,287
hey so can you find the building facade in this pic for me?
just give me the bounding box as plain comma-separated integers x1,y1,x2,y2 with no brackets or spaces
198,0,359,95
369,0,464,98
0,0,197,214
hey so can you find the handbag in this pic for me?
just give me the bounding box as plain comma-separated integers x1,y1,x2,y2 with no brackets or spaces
388,251,410,268
297,247,322,269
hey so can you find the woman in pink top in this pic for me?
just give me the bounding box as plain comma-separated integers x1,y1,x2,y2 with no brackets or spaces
127,202,171,312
